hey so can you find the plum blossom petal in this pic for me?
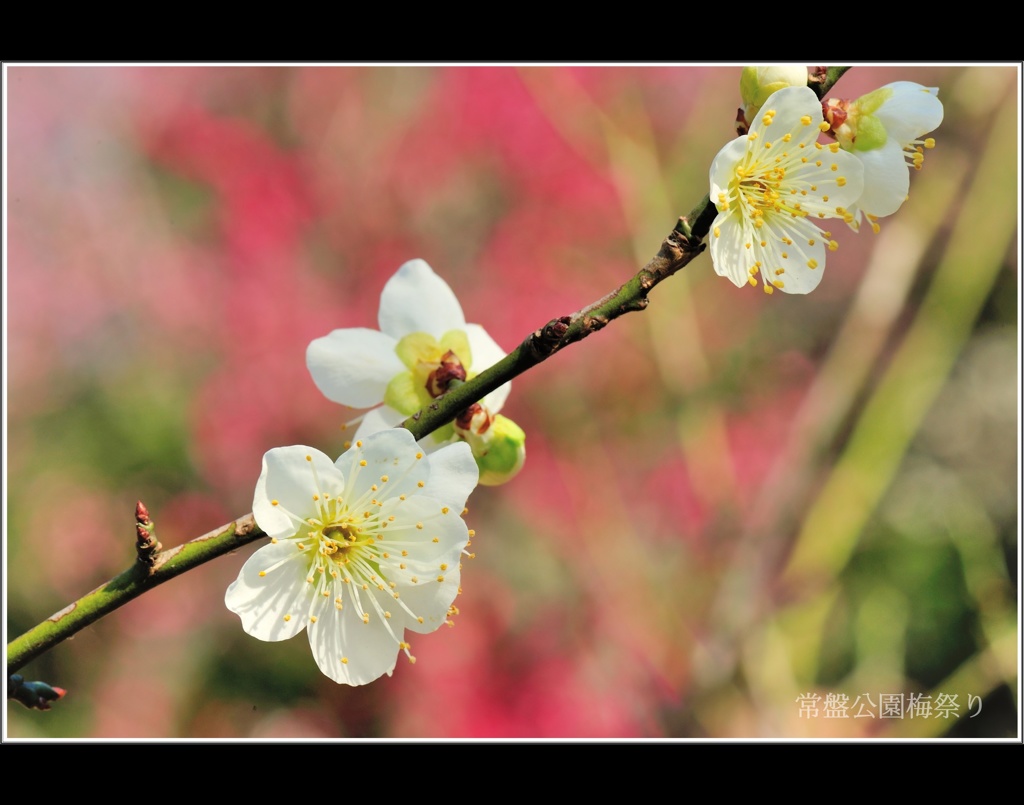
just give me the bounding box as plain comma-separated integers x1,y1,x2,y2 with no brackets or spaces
870,82,943,147
412,436,480,512
352,406,407,445
335,427,429,503
463,323,511,411
847,141,910,220
253,446,345,537
309,584,407,684
378,259,467,340
225,540,316,642
307,328,405,408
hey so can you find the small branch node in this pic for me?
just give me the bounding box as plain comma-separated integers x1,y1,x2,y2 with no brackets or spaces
528,315,572,359
134,500,161,573
233,514,260,538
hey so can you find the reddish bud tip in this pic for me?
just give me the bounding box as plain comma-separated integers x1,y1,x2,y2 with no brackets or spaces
426,350,468,397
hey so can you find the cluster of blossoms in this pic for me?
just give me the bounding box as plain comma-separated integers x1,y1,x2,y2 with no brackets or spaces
228,259,523,685
225,68,943,686
711,69,943,294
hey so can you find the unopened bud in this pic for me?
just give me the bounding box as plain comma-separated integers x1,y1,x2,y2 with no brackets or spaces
455,402,490,435
738,66,808,133
454,410,526,486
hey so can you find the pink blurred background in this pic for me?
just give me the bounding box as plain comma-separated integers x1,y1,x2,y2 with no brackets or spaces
5,65,1019,738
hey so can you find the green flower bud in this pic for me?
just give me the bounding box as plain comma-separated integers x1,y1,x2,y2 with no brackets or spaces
454,406,526,486
739,66,808,132
474,415,526,486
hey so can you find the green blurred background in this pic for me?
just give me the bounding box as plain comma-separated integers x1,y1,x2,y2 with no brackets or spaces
5,65,1018,738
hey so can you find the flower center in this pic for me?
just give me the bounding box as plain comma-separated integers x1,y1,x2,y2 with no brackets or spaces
734,161,805,222
304,491,382,577
321,521,364,554
385,330,473,416
325,451,456,655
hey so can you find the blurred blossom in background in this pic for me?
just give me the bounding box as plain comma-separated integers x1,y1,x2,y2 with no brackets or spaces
5,65,1019,738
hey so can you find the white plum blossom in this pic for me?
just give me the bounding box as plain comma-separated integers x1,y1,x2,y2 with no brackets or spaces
225,430,479,685
826,82,943,233
307,259,511,449
709,86,865,295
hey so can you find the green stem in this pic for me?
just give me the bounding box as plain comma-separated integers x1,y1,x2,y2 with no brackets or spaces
7,514,264,675
6,66,855,680
5,219,703,679
820,66,852,98
406,216,707,440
